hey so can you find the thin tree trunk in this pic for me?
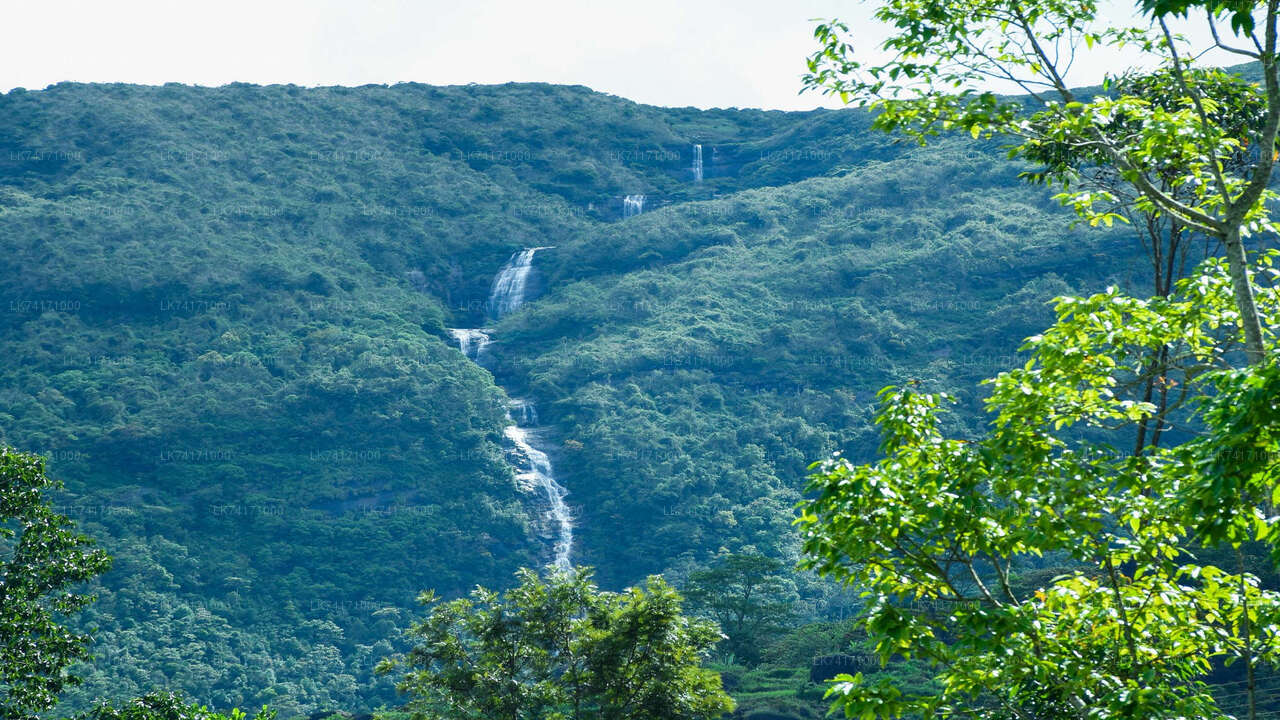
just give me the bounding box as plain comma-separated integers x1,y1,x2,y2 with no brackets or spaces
1223,226,1268,365
1237,548,1258,720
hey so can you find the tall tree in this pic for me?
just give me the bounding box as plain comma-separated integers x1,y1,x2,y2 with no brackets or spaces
804,0,1279,364
0,447,112,720
378,567,734,720
683,554,797,666
801,8,1280,715
797,254,1280,718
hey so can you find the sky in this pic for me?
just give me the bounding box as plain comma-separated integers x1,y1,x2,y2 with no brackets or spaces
0,0,1252,110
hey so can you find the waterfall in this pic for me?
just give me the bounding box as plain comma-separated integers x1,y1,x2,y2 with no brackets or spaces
510,398,539,427
623,194,645,218
505,420,572,571
448,328,492,364
692,143,703,183
487,246,553,320
447,247,573,570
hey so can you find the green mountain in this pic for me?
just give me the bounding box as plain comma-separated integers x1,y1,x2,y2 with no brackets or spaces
0,81,1150,713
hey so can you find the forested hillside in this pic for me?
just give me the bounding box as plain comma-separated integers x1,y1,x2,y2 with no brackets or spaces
0,81,1148,712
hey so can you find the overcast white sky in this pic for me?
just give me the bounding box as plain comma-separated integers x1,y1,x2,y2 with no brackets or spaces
0,0,1252,110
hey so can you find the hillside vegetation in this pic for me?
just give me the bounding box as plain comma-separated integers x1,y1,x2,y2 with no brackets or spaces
0,80,1146,712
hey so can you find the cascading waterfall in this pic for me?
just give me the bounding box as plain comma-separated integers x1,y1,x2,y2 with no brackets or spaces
504,405,572,571
510,398,539,426
448,328,492,364
488,246,553,319
692,143,703,183
623,194,645,218
448,247,573,570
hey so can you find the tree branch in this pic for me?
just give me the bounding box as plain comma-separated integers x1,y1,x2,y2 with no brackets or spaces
1208,12,1263,58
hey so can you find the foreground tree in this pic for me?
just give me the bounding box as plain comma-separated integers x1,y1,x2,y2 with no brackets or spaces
76,691,274,720
0,447,111,720
377,567,734,720
801,3,1280,715
804,0,1279,364
797,254,1280,718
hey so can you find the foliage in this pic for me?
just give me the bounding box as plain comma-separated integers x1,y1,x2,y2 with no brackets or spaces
377,567,733,720
683,553,798,666
0,447,111,720
804,0,1279,362
72,690,274,720
800,7,1280,711
710,619,937,719
796,253,1280,718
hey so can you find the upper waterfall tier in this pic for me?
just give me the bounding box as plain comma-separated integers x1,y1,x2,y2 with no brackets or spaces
487,246,554,320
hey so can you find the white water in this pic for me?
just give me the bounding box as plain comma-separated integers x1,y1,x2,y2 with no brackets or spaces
448,328,492,364
623,194,645,218
510,398,539,426
692,143,703,183
504,419,573,571
488,246,553,320
448,247,573,570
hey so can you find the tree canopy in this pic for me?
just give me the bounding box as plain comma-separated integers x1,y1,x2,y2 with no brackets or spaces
798,253,1280,717
377,567,734,720
683,553,798,666
0,447,111,720
804,0,1280,363
801,8,1280,712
